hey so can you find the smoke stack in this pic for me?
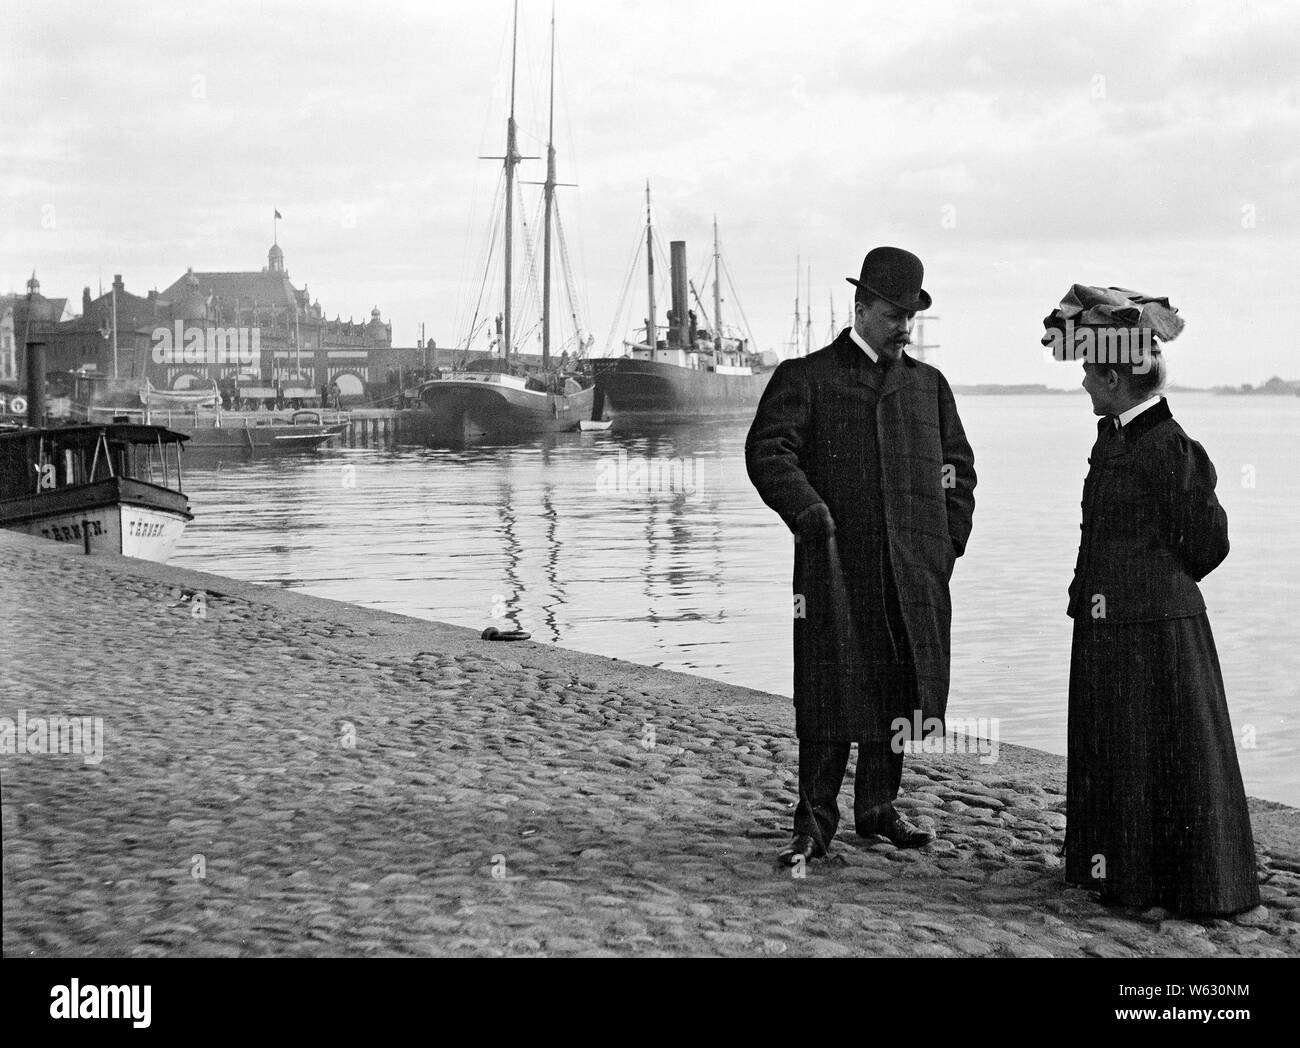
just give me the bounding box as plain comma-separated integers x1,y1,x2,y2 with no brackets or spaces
670,241,689,346
83,287,92,313
25,340,46,428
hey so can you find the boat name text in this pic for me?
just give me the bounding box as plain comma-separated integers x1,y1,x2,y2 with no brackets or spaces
40,520,105,543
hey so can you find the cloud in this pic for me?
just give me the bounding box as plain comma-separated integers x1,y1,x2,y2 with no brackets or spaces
2,0,1297,386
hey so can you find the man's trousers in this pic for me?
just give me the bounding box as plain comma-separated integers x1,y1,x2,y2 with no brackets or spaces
792,666,917,846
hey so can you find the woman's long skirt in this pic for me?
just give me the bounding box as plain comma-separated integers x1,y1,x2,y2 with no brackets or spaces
1065,611,1260,915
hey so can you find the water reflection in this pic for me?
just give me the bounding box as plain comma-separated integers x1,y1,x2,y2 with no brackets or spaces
170,398,1300,806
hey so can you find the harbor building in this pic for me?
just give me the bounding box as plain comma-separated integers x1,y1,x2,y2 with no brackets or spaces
34,243,394,403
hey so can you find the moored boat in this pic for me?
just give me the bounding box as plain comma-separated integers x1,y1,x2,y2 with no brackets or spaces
420,2,600,443
126,405,346,453
418,369,594,442
0,422,193,561
61,373,346,453
95,409,344,454
593,197,775,421
590,355,770,422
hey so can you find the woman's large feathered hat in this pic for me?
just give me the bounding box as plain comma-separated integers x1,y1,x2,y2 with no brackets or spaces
1042,284,1184,360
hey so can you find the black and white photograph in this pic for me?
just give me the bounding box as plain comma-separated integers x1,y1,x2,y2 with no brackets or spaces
2,0,1296,1020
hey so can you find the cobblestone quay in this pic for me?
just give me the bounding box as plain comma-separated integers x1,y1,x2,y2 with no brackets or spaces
3,529,1297,958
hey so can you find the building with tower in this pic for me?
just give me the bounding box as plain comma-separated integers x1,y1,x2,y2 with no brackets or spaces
38,241,393,403
0,273,69,385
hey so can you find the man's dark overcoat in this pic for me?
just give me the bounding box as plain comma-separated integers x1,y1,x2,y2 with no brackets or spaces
746,330,976,740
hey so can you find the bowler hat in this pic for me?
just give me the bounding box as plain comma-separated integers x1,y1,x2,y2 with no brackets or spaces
846,247,932,312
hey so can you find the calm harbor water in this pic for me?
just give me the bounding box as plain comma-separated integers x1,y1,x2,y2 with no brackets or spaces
171,393,1300,807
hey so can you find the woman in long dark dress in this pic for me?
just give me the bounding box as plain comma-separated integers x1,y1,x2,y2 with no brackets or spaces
1046,286,1260,915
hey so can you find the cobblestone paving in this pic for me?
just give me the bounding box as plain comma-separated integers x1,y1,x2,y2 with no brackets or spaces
3,539,1298,958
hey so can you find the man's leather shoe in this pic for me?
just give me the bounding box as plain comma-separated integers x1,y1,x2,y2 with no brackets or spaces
858,808,934,848
777,833,826,865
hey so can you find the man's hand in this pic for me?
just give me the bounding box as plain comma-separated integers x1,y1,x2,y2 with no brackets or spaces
796,502,835,541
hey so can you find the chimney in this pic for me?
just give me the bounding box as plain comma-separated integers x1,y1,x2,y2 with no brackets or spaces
670,241,689,347
25,340,46,427
112,274,124,293
83,287,92,313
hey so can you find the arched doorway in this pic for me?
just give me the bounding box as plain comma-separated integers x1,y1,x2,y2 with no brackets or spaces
334,373,365,400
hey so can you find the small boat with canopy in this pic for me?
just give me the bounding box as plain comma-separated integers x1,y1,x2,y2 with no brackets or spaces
0,422,193,561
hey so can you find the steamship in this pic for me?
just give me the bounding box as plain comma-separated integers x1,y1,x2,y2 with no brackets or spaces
592,196,775,423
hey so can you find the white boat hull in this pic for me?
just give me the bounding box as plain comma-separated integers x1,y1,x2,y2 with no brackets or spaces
11,501,189,561
2,472,193,564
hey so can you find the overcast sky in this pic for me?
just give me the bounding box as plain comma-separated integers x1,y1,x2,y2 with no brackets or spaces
3,0,1296,387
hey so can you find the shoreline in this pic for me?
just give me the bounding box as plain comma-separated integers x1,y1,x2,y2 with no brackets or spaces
3,529,1297,957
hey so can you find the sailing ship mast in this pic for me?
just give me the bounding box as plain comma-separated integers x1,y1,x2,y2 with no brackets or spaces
790,253,802,356
712,216,722,357
804,261,812,356
645,181,656,352
541,6,557,370
502,0,521,362
912,313,940,364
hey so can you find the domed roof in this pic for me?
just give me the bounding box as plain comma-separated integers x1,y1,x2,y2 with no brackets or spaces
366,306,387,336
176,269,207,320
269,243,283,259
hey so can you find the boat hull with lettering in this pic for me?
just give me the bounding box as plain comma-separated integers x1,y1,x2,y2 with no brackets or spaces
3,479,190,560
0,424,193,562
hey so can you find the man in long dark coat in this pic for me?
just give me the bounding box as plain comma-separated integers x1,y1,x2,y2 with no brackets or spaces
746,246,976,864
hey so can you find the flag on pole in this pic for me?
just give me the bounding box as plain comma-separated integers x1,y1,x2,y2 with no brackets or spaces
274,209,282,219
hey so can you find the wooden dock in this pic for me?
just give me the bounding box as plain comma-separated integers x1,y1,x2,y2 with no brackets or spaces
335,408,434,448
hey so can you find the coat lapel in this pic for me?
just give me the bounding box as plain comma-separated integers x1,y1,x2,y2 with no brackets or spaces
880,353,916,397
833,331,915,397
832,332,875,389
1098,420,1126,460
